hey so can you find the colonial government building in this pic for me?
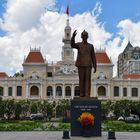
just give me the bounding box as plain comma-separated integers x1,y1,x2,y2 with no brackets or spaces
1,19,140,101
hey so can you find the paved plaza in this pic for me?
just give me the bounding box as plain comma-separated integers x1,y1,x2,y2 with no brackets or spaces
0,131,140,140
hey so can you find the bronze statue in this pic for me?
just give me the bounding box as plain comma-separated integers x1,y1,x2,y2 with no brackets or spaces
71,30,97,97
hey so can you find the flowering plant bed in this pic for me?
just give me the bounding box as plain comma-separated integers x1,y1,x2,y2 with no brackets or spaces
78,112,95,127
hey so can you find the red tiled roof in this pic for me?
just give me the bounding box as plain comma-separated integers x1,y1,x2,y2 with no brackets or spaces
95,52,111,64
0,72,8,78
25,51,45,63
123,74,140,79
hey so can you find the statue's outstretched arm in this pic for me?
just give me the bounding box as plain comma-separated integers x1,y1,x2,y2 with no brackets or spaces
71,30,79,49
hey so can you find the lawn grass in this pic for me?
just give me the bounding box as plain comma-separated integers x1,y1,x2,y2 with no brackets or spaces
0,120,42,131
0,120,140,131
102,121,140,132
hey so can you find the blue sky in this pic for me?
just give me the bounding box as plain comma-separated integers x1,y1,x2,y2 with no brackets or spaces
56,0,140,32
0,0,140,76
0,0,6,36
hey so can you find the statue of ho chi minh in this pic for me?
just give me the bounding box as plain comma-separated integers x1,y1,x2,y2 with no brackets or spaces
71,30,97,97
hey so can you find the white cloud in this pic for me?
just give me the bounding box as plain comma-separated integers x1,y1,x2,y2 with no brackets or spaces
92,2,102,18
1,0,55,32
117,19,140,47
0,0,140,77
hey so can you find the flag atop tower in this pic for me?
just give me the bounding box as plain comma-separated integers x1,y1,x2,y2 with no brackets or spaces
66,4,69,16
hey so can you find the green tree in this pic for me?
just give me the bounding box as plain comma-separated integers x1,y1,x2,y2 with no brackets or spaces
5,99,15,119
101,100,112,120
0,98,5,118
46,101,53,120
56,99,70,119
111,100,131,119
14,101,22,119
21,100,31,117
30,101,38,114
34,100,54,120
131,101,140,117
14,72,24,77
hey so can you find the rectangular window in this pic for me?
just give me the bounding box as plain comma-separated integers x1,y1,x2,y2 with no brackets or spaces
123,88,127,96
8,87,12,96
17,86,22,96
132,88,138,97
0,87,3,96
114,86,119,97
47,72,52,77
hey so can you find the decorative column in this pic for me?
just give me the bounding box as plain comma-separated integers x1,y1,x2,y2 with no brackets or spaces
13,82,16,97
62,84,65,99
71,84,74,99
4,84,8,97
128,79,131,98
93,83,97,97
40,84,43,99
107,84,110,99
26,83,29,98
120,82,123,98
53,84,56,98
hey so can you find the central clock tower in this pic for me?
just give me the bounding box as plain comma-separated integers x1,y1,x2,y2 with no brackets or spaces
54,15,78,75
61,18,74,61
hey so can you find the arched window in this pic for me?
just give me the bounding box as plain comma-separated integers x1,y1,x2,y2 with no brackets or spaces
123,87,127,96
56,86,62,96
98,86,106,96
132,88,138,97
47,86,53,96
0,86,3,96
30,86,39,96
74,86,80,96
17,86,22,96
8,87,12,96
114,86,119,97
65,86,71,96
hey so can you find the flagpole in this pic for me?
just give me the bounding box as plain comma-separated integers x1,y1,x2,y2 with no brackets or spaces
66,1,69,26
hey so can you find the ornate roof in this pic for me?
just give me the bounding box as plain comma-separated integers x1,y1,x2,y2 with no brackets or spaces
0,72,8,78
25,49,45,63
122,74,140,79
95,51,111,64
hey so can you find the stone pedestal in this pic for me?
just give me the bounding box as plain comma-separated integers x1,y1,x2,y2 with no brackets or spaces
71,99,101,137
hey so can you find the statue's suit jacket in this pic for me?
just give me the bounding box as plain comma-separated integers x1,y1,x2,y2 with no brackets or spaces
71,38,97,70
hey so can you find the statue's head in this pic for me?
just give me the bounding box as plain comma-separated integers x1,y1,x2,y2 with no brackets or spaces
81,30,88,41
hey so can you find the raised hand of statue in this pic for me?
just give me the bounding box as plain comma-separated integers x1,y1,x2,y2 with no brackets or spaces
72,30,77,38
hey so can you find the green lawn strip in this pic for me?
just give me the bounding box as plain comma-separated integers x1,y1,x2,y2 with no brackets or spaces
0,120,43,131
35,122,70,131
1,120,140,131
103,121,140,132
0,120,70,131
